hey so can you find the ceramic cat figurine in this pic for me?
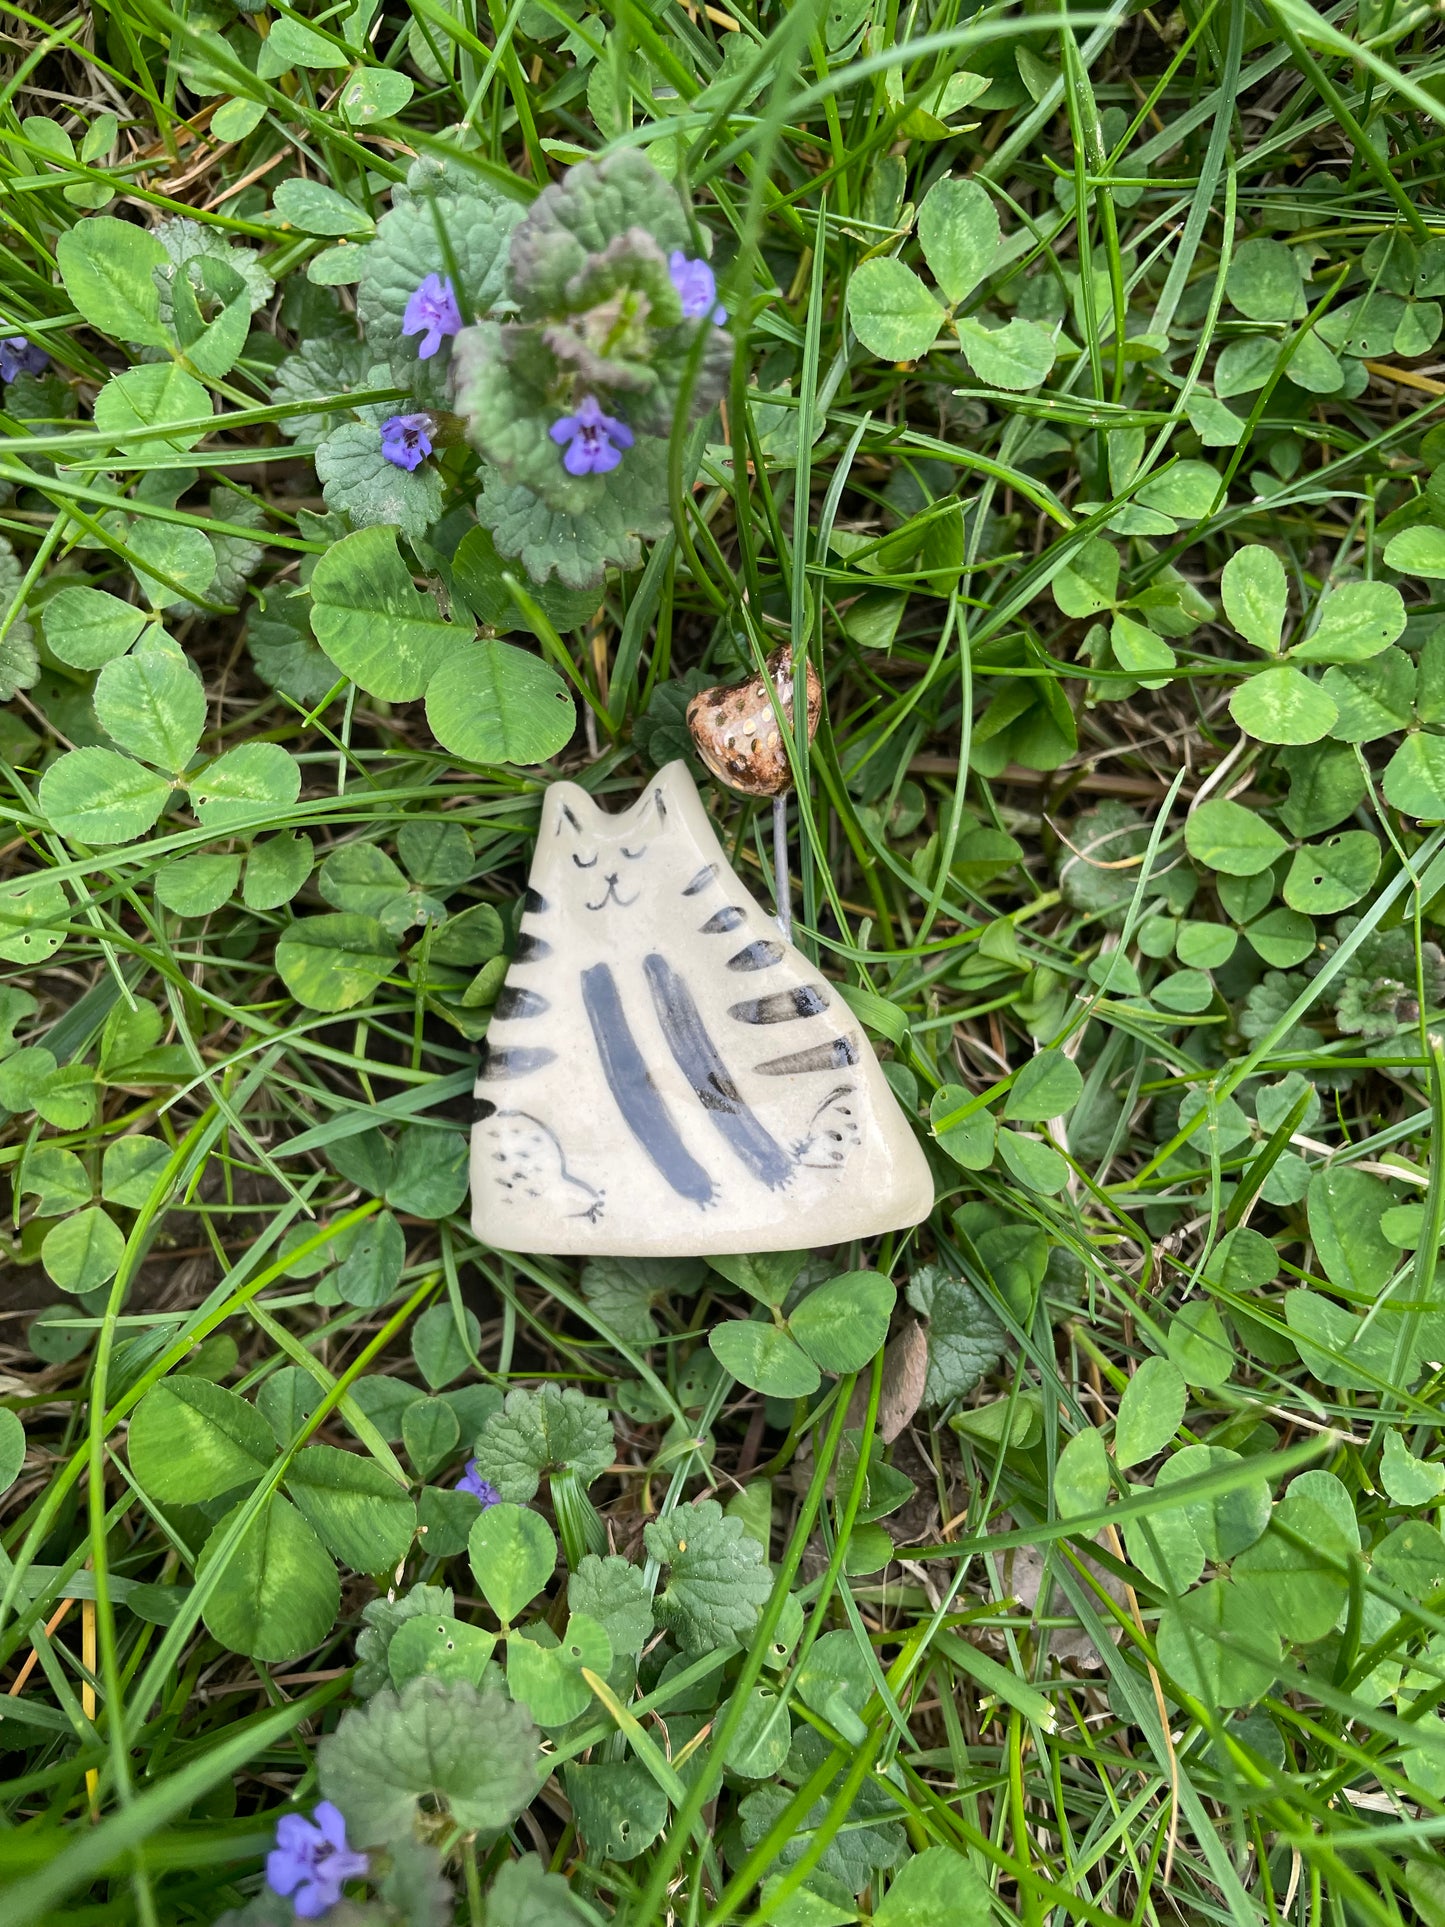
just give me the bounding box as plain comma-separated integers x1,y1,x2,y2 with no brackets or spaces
469,760,934,1255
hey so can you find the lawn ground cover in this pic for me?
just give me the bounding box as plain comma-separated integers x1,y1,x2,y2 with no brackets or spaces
6,0,1445,1922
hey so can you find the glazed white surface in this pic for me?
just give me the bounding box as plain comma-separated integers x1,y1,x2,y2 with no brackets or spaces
469,761,934,1255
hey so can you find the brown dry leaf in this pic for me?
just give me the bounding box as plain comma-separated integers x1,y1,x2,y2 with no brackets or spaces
877,1318,928,1443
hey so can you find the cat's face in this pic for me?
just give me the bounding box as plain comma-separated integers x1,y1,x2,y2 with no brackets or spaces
541,768,682,918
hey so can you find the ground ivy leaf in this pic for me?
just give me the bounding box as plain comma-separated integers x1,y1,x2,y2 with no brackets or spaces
904,1264,1006,1405
474,1384,615,1502
567,1552,654,1657
644,1497,773,1655
315,417,445,543
318,1676,540,1845
486,1855,590,1927
356,183,521,382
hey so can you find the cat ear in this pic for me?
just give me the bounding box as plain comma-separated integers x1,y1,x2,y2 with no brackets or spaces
544,782,598,838
647,759,701,826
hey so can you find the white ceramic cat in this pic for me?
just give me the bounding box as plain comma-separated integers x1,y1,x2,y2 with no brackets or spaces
469,760,934,1255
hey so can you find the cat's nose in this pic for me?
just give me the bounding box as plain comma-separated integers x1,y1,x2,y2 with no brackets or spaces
605,871,620,886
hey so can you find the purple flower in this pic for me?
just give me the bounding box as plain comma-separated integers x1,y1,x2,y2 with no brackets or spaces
550,394,634,477
0,336,47,383
455,1458,502,1506
380,412,433,471
401,273,463,359
668,251,727,325
266,1801,368,1919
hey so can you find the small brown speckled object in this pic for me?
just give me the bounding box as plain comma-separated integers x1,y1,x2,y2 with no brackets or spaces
686,647,822,796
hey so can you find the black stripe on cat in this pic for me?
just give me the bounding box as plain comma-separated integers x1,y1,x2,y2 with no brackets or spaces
729,986,830,1024
513,932,551,964
524,887,549,913
477,1042,557,1078
755,1035,860,1076
700,906,745,934
472,1097,497,1123
682,864,718,896
493,986,550,1020
580,962,714,1206
643,953,792,1190
727,940,785,971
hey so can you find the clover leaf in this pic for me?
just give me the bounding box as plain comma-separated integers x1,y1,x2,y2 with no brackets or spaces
354,1584,456,1697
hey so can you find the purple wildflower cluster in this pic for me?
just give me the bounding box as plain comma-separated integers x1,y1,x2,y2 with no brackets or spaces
543,252,725,481
401,273,463,360
380,412,434,472
382,246,725,479
266,1801,367,1918
455,1458,501,1506
550,395,633,477
0,336,47,383
668,251,727,325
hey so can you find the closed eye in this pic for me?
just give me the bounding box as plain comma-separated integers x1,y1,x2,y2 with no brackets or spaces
571,853,598,869
621,846,647,860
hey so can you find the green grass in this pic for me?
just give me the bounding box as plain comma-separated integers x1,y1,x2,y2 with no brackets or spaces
7,0,1445,1923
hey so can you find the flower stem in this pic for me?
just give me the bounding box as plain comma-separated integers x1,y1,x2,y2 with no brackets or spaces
773,792,792,944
